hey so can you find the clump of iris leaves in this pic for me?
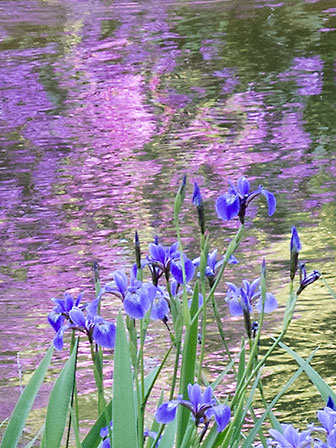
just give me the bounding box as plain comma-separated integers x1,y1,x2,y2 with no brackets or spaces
1,175,336,448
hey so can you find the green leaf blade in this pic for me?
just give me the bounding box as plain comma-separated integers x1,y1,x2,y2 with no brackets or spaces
112,313,138,448
0,345,54,448
40,339,78,448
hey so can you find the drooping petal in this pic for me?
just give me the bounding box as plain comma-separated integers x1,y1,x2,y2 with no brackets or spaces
124,293,148,319
206,405,231,432
93,318,116,349
69,307,87,328
237,176,250,196
171,256,195,284
102,439,111,448
327,430,336,448
228,298,243,316
216,193,240,221
53,326,66,351
48,310,65,332
155,400,179,424
255,293,278,313
150,294,169,320
124,283,155,320
261,189,276,216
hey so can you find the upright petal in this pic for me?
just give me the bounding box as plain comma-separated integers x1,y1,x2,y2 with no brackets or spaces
188,384,202,412
237,176,250,196
64,292,74,311
113,271,128,296
192,182,202,207
290,226,302,253
202,386,213,405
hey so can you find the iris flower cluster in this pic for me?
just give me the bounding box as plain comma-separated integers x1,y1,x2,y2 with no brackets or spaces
262,397,336,447
48,292,116,350
225,278,278,317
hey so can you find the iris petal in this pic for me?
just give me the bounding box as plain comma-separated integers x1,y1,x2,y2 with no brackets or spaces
229,298,243,316
255,293,278,313
93,319,116,349
261,189,276,216
150,295,169,320
216,193,240,221
156,401,179,424
69,307,87,328
206,405,231,432
171,256,195,284
237,176,250,196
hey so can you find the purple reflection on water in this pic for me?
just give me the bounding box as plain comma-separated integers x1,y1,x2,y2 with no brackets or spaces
279,55,324,96
270,106,311,150
213,68,239,94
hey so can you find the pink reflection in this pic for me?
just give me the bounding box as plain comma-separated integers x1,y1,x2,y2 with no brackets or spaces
279,55,324,96
270,108,311,150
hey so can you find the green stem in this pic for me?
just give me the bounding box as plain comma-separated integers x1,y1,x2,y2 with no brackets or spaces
90,343,106,415
174,213,191,328
169,342,181,400
191,224,245,327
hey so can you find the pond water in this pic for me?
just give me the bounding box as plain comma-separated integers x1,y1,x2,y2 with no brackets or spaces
1,0,336,442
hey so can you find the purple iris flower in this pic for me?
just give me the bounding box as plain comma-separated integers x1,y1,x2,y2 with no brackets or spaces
156,383,230,434
48,294,116,351
100,420,113,438
226,278,278,316
268,424,312,448
170,254,195,285
193,249,238,284
309,399,336,446
48,291,83,333
216,176,276,224
147,237,180,284
104,266,157,320
150,286,170,320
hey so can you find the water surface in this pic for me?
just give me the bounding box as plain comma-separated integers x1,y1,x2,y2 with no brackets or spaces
0,0,336,441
